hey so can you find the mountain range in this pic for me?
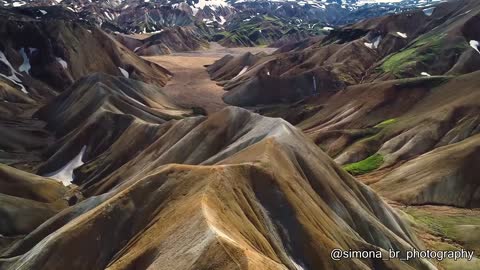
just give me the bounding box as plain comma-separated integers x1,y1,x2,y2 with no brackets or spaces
0,0,479,270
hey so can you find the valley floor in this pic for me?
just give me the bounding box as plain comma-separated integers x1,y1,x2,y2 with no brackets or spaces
143,42,275,113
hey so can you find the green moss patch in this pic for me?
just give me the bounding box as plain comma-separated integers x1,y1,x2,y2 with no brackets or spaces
404,208,480,250
374,118,396,128
343,153,384,175
401,207,480,269
218,15,325,47
379,34,468,78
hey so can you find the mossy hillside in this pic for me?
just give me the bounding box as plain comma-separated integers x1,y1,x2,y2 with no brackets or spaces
404,208,480,252
375,118,396,128
379,34,468,78
394,76,451,90
343,153,384,175
219,15,325,47
404,207,480,270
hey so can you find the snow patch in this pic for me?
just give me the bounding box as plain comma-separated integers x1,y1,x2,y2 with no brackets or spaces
470,40,480,54
0,51,27,93
56,57,68,69
12,1,25,7
219,16,226,25
364,35,382,49
232,66,248,80
396,32,408,39
421,72,431,77
39,9,47,15
44,146,87,186
18,48,31,74
423,7,435,16
125,95,147,107
118,67,129,78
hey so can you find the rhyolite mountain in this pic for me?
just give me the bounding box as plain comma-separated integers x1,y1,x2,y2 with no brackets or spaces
1,0,444,34
1,0,479,270
0,1,457,270
207,2,480,268
209,0,480,233
209,0,479,106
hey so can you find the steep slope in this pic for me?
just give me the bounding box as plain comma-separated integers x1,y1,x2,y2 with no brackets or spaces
0,10,183,170
207,51,267,81
36,73,193,136
200,6,480,267
372,134,480,208
0,107,434,270
0,164,70,240
216,14,329,48
28,73,195,186
0,7,171,99
294,72,479,169
115,26,210,56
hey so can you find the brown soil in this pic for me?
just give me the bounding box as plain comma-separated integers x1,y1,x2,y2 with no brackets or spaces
143,43,275,114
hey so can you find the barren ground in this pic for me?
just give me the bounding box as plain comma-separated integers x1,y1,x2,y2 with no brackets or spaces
143,42,275,114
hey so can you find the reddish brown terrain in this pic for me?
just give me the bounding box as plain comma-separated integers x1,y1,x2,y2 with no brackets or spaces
0,1,479,270
206,1,480,269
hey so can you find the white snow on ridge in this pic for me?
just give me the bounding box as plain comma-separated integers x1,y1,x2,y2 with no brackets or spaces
56,57,68,69
364,42,374,49
18,48,31,74
219,15,226,25
44,145,87,186
357,0,403,4
118,67,129,78
232,66,249,80
364,35,382,49
0,51,28,93
12,1,26,7
423,7,435,16
421,72,431,77
192,0,229,10
396,32,407,38
470,40,480,54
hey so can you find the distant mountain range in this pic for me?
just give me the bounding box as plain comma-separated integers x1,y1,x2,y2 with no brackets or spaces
1,0,444,33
